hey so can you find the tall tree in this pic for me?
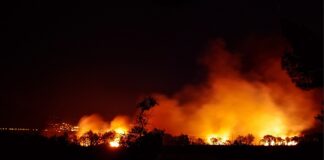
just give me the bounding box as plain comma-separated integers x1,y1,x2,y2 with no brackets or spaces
281,19,322,89
128,96,158,143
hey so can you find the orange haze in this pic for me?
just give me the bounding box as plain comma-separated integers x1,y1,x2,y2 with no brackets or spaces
147,38,321,142
77,114,130,138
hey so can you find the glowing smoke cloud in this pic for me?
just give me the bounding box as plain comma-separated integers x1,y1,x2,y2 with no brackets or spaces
147,38,320,142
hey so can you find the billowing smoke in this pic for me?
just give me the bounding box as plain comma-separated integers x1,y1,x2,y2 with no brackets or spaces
77,114,130,137
147,37,321,142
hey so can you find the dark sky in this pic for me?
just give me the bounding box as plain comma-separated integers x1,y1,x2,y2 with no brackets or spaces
0,0,322,127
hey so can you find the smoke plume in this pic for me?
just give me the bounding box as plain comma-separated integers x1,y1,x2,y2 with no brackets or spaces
147,37,321,142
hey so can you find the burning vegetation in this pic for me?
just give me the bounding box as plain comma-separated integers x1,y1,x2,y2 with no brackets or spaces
42,38,321,148
147,38,321,145
76,114,130,147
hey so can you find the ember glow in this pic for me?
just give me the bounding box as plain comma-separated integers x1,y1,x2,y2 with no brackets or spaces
77,114,109,137
77,114,130,147
147,39,321,144
262,138,298,146
77,114,130,136
109,139,120,148
206,134,230,145
65,38,321,147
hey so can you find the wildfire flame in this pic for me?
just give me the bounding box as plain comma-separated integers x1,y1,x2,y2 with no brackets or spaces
147,38,321,143
206,134,229,145
262,139,298,146
77,114,130,147
109,139,120,148
74,37,321,147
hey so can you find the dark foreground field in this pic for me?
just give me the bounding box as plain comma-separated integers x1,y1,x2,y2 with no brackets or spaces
156,145,323,160
0,132,322,160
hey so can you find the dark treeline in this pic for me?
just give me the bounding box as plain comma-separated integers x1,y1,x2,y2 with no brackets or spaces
0,130,322,160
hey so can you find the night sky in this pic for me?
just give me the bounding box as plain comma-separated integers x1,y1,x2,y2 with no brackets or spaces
0,0,322,127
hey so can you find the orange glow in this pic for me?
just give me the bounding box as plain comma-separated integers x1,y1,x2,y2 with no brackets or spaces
109,116,130,135
77,114,109,137
109,139,120,148
77,114,130,137
206,134,229,145
77,114,130,147
261,137,298,146
75,38,321,147
147,39,321,144
287,141,298,146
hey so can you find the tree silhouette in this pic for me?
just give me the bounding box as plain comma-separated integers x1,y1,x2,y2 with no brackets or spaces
102,131,116,143
140,128,165,148
210,137,221,145
135,97,158,137
261,135,276,146
127,97,158,146
192,138,205,145
224,140,232,145
281,19,322,89
137,96,158,111
90,132,99,146
234,134,254,145
275,137,284,145
174,134,190,146
246,134,255,144
78,131,99,146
